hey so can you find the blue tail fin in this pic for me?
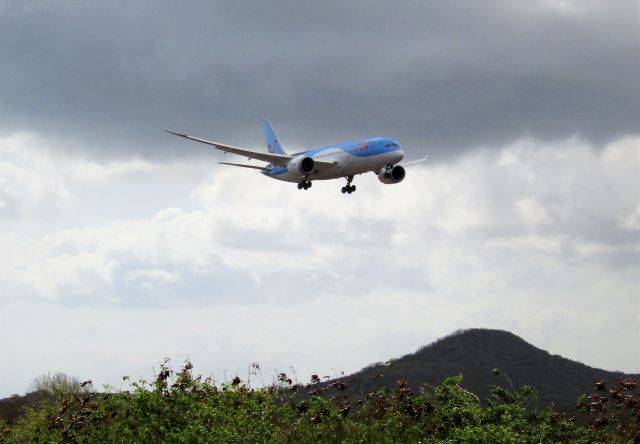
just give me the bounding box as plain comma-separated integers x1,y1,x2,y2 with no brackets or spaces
263,119,287,155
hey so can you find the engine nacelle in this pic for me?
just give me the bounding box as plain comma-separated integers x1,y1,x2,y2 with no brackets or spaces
288,156,316,176
378,165,406,184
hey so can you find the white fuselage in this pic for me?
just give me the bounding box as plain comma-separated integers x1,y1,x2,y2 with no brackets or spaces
262,137,404,182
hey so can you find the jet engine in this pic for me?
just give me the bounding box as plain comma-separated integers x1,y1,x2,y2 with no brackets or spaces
377,165,406,184
288,156,316,176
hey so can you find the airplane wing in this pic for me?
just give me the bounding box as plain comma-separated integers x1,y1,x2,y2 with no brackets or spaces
218,162,268,171
402,155,428,166
166,130,292,166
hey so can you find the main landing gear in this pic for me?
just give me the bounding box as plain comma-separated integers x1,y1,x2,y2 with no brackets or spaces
297,180,312,190
382,164,393,179
341,176,356,194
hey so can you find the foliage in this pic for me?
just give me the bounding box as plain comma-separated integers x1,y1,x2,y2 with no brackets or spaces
576,376,640,439
29,373,92,402
1,362,637,443
0,392,51,426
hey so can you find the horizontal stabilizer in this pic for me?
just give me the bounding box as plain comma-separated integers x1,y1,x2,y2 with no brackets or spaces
402,155,428,167
219,162,268,171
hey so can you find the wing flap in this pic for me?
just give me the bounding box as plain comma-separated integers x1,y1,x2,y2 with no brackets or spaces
166,130,292,166
167,130,339,170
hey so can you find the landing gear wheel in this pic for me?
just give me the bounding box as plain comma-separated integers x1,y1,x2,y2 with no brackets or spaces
342,176,356,194
299,180,312,190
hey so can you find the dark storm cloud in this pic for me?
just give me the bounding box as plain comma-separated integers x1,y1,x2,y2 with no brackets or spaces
0,0,638,158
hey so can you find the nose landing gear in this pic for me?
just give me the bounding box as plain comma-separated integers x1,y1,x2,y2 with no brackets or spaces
297,180,312,190
341,176,356,194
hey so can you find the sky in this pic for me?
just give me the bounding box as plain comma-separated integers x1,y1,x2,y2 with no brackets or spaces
0,0,639,397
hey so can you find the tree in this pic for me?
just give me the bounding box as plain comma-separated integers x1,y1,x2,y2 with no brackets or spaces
29,372,91,401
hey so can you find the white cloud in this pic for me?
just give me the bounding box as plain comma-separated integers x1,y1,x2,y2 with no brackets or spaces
1,133,638,397
0,133,73,217
620,205,640,231
125,269,182,290
0,133,211,222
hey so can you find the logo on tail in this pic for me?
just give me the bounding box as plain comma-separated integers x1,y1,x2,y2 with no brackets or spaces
268,138,278,153
263,120,287,155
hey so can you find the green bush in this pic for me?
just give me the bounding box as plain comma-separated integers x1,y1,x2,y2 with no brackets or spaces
2,362,636,443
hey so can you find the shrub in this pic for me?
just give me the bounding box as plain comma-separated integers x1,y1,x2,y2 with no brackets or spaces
1,363,634,443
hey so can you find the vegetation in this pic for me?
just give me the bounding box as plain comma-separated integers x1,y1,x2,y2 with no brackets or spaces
348,329,639,409
29,373,93,402
1,361,638,443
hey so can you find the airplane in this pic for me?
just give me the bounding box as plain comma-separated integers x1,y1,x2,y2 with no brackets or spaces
167,120,426,194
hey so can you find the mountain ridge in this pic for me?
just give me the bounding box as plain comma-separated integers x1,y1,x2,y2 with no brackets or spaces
331,328,638,408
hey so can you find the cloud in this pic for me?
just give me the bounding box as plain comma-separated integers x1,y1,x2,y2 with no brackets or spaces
0,133,72,217
0,1,637,158
620,206,640,231
2,0,637,402
0,133,166,219
125,269,182,289
1,132,638,396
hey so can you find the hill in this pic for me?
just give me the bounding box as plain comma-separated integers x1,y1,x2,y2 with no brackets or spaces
2,328,637,423
0,392,49,425
333,328,638,408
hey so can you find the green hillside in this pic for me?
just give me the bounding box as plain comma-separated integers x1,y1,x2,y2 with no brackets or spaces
1,329,638,442
333,328,639,408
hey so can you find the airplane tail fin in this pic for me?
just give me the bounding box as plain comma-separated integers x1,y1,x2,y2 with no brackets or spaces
263,119,287,155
